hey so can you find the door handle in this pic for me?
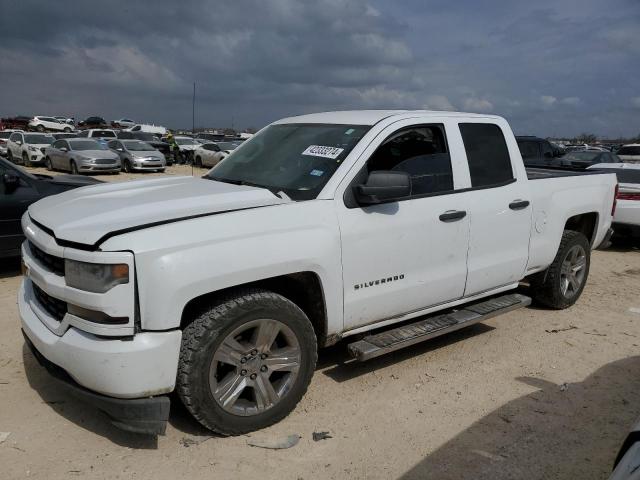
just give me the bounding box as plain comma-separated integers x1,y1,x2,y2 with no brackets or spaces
439,210,467,222
509,200,530,210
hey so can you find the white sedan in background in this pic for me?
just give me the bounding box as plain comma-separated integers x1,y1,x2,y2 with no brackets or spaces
194,141,239,167
589,163,640,237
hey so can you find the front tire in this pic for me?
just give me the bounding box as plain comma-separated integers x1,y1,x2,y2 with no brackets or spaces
36,125,45,132
63,127,71,133
45,157,53,171
177,289,317,435
70,160,79,174
22,153,31,167
530,230,590,309
123,159,132,173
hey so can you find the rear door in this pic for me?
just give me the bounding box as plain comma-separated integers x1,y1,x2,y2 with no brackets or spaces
458,122,532,296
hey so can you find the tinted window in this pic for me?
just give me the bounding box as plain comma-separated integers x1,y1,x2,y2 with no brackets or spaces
24,134,53,145
541,141,554,158
0,132,11,139
591,168,640,184
618,146,640,156
9,133,19,142
460,123,514,187
52,140,66,149
92,130,116,138
517,141,539,160
203,144,220,151
367,125,453,196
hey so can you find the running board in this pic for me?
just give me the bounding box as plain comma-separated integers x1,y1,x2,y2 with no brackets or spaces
347,293,531,362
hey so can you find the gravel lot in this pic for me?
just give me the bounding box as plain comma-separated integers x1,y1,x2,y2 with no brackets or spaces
1,167,639,479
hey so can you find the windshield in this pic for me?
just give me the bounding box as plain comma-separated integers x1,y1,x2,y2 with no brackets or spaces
205,123,370,200
123,140,154,151
25,134,53,145
69,140,106,151
565,152,600,161
0,132,12,139
176,138,198,145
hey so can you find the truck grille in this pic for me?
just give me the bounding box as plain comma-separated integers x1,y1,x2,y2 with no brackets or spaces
94,159,116,165
32,282,67,321
29,241,64,276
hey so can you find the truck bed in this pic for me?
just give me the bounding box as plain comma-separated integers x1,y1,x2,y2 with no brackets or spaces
526,167,609,180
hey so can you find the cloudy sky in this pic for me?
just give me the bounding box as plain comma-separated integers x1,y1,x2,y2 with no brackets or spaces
1,0,639,137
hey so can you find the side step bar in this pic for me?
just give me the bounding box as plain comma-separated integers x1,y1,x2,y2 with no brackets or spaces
348,293,531,362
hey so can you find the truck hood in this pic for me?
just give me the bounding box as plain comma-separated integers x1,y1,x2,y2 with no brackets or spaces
28,176,287,246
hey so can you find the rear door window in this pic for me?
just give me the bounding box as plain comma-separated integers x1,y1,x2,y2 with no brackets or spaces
459,123,514,188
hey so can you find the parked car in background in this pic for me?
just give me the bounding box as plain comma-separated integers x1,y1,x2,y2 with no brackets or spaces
116,131,171,165
516,136,564,167
44,138,120,174
77,129,117,140
28,116,73,133
6,132,53,166
112,118,135,128
588,163,640,238
617,144,640,163
174,136,200,163
1,116,31,130
108,139,166,173
561,151,622,169
77,116,108,129
54,116,75,125
125,124,167,136
0,130,21,157
0,157,102,257
194,141,239,167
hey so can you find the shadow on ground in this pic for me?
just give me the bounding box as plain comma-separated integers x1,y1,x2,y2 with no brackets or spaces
399,356,640,480
22,344,159,449
0,257,21,279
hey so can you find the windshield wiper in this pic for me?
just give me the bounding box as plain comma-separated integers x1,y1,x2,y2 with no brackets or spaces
207,176,286,199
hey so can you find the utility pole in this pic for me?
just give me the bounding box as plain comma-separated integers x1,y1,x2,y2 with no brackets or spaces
192,82,195,176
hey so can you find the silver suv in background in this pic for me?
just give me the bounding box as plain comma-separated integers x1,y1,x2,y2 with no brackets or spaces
108,139,166,173
44,138,120,174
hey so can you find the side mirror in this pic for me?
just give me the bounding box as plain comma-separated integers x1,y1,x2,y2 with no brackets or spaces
3,172,20,191
60,147,69,152
16,141,23,146
354,171,411,205
116,147,124,152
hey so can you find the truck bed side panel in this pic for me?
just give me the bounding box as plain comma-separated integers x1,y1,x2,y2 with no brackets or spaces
526,174,616,274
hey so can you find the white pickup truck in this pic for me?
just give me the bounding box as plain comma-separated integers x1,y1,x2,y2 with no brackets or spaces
19,110,617,435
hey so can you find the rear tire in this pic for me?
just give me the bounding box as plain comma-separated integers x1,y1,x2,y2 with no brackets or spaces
36,125,45,132
177,289,317,435
530,230,590,309
64,127,71,133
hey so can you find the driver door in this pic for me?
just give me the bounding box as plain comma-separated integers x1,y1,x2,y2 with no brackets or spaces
337,121,471,330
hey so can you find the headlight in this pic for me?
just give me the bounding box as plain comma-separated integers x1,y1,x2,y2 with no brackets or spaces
28,146,37,151
65,260,129,293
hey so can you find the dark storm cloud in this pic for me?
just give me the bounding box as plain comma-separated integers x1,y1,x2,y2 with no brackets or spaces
0,0,638,136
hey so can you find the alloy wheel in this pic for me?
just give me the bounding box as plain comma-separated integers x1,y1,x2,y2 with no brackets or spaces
209,318,301,416
560,244,587,298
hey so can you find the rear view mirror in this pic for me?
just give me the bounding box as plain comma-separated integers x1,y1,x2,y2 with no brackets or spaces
354,170,411,205
3,172,20,191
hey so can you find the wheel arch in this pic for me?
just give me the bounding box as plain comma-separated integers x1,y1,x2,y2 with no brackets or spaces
180,271,329,347
564,212,598,246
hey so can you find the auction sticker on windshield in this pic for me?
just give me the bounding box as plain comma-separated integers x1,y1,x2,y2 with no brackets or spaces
302,145,344,159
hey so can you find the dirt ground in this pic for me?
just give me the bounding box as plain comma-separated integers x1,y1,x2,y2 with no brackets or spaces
1,166,640,479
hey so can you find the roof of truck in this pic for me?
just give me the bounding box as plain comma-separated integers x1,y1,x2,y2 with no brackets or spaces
274,110,502,126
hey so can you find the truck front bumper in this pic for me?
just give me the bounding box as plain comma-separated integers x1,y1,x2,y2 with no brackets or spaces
19,279,182,434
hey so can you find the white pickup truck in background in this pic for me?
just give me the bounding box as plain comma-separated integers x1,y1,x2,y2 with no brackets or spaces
19,110,617,435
